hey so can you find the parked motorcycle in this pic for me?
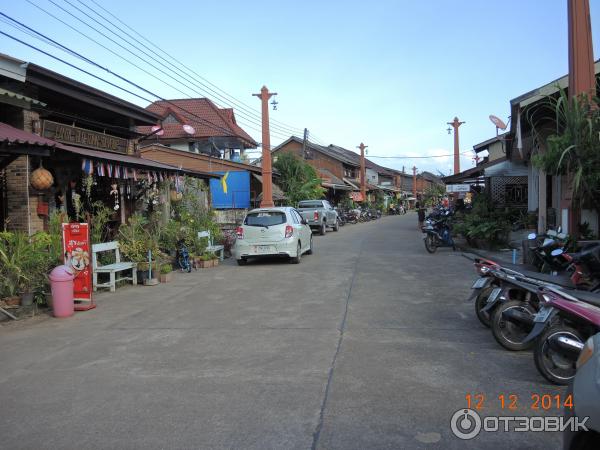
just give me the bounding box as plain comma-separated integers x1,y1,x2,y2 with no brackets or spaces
422,210,454,253
524,287,600,385
176,239,192,273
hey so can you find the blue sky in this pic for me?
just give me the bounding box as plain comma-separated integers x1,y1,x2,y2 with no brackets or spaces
1,0,599,175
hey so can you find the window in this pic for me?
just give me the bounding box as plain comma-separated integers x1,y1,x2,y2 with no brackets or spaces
298,200,324,209
290,210,300,224
163,114,179,124
292,210,303,223
244,211,286,227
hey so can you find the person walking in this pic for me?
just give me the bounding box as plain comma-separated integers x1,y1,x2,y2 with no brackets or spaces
416,200,426,230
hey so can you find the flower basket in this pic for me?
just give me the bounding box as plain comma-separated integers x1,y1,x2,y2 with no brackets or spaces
160,272,173,283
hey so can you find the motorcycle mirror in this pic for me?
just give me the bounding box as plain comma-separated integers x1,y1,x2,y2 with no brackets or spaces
557,226,562,233
551,248,564,257
528,233,537,240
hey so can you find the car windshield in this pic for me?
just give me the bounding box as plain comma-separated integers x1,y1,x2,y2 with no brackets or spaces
298,201,324,209
244,211,286,227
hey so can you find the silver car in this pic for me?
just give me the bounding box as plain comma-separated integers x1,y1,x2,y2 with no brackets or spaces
233,207,313,265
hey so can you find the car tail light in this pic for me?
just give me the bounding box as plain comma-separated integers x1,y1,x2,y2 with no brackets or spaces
236,226,244,239
285,225,293,238
313,211,319,221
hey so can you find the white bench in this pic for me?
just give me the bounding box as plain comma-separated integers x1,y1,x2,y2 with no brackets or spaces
198,230,224,260
92,241,137,292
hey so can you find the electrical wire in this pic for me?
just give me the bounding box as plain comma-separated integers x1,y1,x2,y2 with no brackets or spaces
367,151,474,159
0,15,256,140
84,0,307,135
33,0,303,139
45,0,295,139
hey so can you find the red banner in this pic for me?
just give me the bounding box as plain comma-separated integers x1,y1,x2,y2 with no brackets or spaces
350,192,364,202
62,223,93,308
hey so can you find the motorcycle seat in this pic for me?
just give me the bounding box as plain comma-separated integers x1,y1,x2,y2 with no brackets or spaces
512,269,576,289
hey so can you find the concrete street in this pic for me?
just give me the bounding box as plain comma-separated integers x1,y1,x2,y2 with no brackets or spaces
1,214,563,449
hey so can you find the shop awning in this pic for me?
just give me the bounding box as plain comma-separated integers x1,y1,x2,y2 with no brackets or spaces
56,144,220,179
343,178,360,190
0,88,47,107
1,122,55,169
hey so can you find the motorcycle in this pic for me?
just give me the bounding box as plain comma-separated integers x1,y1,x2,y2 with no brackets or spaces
422,210,454,253
523,287,600,385
176,239,192,273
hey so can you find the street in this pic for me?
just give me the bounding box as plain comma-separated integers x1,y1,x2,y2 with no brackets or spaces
1,214,563,449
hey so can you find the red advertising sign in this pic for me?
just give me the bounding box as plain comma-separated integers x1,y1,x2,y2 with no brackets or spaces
62,223,95,310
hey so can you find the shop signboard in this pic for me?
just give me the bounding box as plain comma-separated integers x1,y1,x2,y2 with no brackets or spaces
209,171,250,209
62,222,95,310
446,184,470,193
44,120,128,153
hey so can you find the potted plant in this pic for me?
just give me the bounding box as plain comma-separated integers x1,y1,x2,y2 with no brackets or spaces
160,263,173,283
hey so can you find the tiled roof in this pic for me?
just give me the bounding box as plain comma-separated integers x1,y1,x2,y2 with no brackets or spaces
317,168,345,186
138,98,258,147
0,122,58,147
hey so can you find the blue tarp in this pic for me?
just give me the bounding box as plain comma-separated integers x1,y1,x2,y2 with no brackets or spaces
209,171,250,209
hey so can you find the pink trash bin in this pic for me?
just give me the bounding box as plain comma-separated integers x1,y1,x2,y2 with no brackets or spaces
49,265,75,318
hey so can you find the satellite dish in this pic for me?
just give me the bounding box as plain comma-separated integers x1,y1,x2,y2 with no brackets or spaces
183,124,195,135
489,115,507,130
151,125,164,136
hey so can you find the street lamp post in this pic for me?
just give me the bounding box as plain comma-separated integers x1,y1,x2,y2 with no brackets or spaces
447,117,465,175
412,166,417,200
253,86,277,208
358,143,367,202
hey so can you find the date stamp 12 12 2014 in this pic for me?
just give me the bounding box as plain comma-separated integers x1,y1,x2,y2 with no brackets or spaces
465,392,574,411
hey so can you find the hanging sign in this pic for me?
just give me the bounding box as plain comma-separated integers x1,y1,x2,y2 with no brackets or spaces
446,184,470,193
62,223,95,310
44,120,128,153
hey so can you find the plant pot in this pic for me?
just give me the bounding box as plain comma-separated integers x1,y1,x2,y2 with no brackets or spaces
212,259,219,267
137,270,149,284
20,292,34,306
45,292,53,309
3,296,21,306
160,272,173,283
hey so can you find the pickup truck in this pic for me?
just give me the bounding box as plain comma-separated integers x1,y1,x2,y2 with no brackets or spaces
297,200,340,235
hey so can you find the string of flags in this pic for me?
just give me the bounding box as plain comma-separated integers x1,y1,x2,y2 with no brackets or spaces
81,158,178,184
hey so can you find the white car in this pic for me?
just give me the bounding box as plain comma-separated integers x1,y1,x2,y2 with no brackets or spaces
234,207,313,265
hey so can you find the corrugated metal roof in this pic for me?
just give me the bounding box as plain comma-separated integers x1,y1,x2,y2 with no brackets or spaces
0,122,58,147
0,88,46,106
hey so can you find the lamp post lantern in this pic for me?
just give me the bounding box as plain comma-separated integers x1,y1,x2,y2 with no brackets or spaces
358,142,367,202
253,85,277,208
447,117,465,175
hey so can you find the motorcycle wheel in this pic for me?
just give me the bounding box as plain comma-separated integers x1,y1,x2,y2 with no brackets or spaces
474,286,495,328
491,300,537,351
533,325,585,385
424,234,437,253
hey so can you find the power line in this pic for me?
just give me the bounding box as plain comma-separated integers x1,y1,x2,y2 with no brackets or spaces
84,0,307,135
0,20,246,140
34,0,303,139
367,151,474,159
23,1,288,141
41,0,294,139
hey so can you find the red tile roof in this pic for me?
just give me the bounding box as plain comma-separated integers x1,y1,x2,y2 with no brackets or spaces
0,122,59,147
138,98,257,147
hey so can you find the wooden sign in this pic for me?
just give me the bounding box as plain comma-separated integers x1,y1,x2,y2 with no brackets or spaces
44,120,128,153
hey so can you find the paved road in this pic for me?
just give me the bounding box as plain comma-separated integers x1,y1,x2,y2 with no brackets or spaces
1,214,563,449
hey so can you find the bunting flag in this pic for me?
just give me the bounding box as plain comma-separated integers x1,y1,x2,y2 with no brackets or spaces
153,171,158,183
147,171,152,182
97,162,105,177
132,169,137,181
81,159,94,175
123,167,129,180
107,163,113,178
159,172,164,182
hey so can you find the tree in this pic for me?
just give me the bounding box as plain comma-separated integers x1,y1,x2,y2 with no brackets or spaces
532,91,600,217
273,152,325,205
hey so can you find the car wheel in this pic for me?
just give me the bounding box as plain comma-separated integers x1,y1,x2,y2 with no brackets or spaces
237,258,247,266
290,242,302,264
306,236,313,255
333,219,340,232
320,223,326,235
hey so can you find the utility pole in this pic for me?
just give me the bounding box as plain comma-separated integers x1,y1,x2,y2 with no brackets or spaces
358,143,367,202
447,117,465,174
566,0,595,235
253,85,277,208
412,166,417,200
302,128,308,160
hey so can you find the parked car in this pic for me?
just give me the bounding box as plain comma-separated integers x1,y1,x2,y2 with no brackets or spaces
297,200,340,235
564,332,600,449
233,207,313,265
